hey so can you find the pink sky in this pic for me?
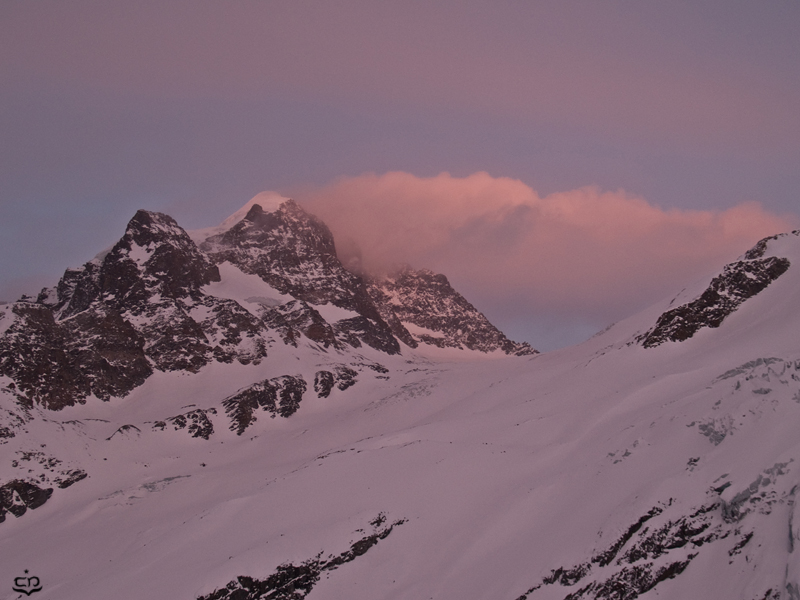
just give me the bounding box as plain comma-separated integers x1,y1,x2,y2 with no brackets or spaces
2,1,799,349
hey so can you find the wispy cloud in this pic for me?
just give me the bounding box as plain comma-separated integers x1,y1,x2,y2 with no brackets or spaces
298,171,796,327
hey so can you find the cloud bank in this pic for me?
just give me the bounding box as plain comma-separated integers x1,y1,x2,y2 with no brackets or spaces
297,172,795,346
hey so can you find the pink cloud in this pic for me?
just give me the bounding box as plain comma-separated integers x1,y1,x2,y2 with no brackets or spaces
297,172,797,322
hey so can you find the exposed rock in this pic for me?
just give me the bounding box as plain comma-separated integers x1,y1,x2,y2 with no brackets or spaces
313,371,335,398
190,297,269,366
201,201,401,354
514,463,796,600
201,201,362,307
333,315,401,354
60,307,152,399
106,424,142,440
54,469,88,489
262,300,341,349
314,366,359,398
743,230,800,260
0,201,533,410
51,210,220,320
0,209,278,407
0,302,151,409
0,479,53,523
198,516,405,600
223,376,308,434
0,426,14,442
369,266,536,355
641,255,791,348
152,408,217,440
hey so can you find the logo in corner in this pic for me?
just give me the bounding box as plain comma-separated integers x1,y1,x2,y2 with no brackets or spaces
12,570,42,596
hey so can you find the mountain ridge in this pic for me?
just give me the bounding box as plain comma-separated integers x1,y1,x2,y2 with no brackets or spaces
0,195,533,411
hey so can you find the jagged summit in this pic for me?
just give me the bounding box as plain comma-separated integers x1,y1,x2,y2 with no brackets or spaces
369,266,536,356
189,191,291,243
0,197,533,410
220,191,290,229
199,199,353,305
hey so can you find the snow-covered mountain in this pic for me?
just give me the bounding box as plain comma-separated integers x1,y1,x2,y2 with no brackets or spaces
0,194,532,411
1,195,799,599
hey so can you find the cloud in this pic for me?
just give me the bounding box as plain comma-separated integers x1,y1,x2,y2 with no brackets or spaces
297,172,796,327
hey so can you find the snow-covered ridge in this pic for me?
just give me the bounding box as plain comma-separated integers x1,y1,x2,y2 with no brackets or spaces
636,231,797,348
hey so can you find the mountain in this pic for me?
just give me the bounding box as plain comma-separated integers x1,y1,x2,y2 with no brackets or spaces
368,266,532,355
1,196,799,600
0,194,532,412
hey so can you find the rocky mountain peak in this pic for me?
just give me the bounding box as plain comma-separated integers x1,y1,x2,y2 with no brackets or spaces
200,199,347,303
368,265,536,356
0,195,537,410
106,209,221,305
47,210,220,319
125,209,186,247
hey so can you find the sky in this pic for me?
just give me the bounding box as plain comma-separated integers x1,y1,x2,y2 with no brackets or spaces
1,1,799,351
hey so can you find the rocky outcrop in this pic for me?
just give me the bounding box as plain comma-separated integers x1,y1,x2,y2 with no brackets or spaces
314,365,358,398
261,300,341,349
0,210,274,409
152,408,217,440
198,515,405,600
640,255,791,348
0,479,53,523
48,210,220,319
514,459,797,600
0,302,152,409
222,376,308,434
369,267,536,355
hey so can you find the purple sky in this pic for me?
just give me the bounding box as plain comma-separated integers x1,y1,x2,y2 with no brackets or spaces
2,1,799,350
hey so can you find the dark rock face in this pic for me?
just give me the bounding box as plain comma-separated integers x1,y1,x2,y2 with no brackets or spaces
314,366,358,398
0,479,53,523
742,230,799,260
201,202,356,306
152,408,217,440
0,210,273,409
0,303,152,409
513,501,716,600
106,424,142,440
198,516,405,600
314,370,335,397
262,300,341,349
640,255,791,348
333,315,401,354
55,469,88,489
223,376,308,435
50,210,220,319
200,201,400,354
369,267,536,355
